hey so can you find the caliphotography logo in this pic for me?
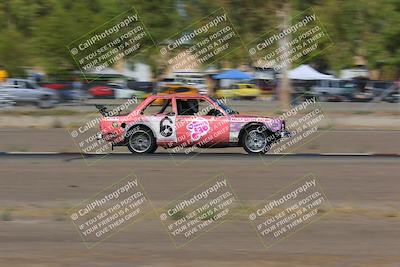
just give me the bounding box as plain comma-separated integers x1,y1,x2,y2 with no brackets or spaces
248,173,332,250
247,7,334,72
67,7,155,82
1,1,399,267
68,173,154,249
67,98,140,166
164,97,232,166
157,174,241,248
256,95,334,166
158,7,244,72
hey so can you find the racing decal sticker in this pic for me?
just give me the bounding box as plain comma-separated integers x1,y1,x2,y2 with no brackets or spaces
187,117,210,141
160,116,174,137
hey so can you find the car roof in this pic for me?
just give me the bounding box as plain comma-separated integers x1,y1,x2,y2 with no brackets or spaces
152,93,205,99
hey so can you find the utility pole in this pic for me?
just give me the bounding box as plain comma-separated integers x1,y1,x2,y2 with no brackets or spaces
277,1,292,111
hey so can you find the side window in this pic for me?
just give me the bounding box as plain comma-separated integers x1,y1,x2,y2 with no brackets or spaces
142,99,172,115
334,81,340,88
25,82,35,89
177,98,223,116
194,99,218,116
20,81,28,88
13,81,21,88
176,99,197,115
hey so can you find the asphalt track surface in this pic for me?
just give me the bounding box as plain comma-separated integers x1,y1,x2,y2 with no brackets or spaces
2,129,400,154
0,154,399,267
0,151,399,163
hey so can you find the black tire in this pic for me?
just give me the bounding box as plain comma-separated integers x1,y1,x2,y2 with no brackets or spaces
37,95,56,109
127,127,157,154
149,144,158,153
241,126,271,154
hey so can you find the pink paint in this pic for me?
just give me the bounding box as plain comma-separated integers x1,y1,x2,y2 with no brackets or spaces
186,118,210,141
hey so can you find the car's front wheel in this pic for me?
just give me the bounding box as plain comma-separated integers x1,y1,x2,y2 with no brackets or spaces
127,127,157,154
242,126,270,154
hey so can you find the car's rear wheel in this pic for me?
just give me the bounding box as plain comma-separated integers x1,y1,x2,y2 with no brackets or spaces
242,126,270,154
37,95,56,109
127,127,157,154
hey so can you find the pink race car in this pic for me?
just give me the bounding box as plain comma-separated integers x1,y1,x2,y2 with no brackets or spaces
96,94,290,154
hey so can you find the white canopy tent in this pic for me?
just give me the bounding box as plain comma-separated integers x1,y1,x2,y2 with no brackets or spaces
288,65,335,80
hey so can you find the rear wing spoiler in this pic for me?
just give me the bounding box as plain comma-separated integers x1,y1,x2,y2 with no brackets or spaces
95,104,109,117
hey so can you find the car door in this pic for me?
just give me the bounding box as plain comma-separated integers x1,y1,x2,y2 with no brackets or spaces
140,98,177,144
9,80,29,101
175,97,229,148
0,83,12,97
21,81,38,101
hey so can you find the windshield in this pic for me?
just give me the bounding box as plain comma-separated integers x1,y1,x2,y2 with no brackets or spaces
210,97,238,115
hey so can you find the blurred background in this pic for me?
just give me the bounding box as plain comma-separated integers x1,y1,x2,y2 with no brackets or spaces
0,0,399,107
0,2,400,267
